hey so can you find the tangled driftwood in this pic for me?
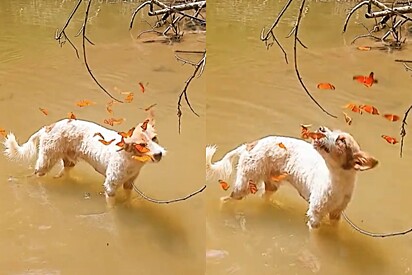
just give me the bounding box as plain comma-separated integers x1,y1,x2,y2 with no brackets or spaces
343,0,412,49
130,0,206,44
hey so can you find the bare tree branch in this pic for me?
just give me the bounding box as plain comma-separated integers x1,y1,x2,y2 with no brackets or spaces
81,0,123,103
400,105,412,157
261,0,336,118
175,50,206,133
292,0,337,118
55,0,123,102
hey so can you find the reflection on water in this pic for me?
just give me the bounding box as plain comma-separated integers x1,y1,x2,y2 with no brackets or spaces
207,0,412,274
0,0,204,274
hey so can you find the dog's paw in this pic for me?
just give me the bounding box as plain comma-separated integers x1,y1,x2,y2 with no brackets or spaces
307,220,321,230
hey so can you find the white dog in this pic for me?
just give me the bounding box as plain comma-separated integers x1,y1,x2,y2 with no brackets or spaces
3,117,166,208
206,126,378,229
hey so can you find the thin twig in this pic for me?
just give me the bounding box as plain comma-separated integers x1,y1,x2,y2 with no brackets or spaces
260,0,293,64
400,105,412,157
403,63,412,71
55,0,82,58
175,51,205,133
292,0,337,118
343,212,412,237
132,183,206,204
343,1,369,33
129,0,152,30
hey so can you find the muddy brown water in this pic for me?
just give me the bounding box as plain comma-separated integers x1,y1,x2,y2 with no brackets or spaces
1,0,412,274
206,0,412,274
0,1,205,274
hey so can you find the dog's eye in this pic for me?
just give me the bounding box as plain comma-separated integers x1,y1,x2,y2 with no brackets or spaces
318,126,325,132
336,135,346,145
151,136,158,143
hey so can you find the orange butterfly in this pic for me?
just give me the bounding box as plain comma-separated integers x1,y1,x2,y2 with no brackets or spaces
271,173,288,182
343,112,352,125
134,143,150,153
248,180,258,194
383,114,400,122
39,107,49,116
300,124,312,139
343,103,363,114
141,119,150,131
106,100,114,115
218,179,230,191
116,137,126,149
68,112,77,119
0,128,6,137
99,138,116,145
104,118,125,126
76,99,95,107
139,82,145,93
132,155,152,163
381,135,398,144
353,72,377,87
357,46,371,51
93,132,105,139
359,105,379,115
317,83,335,90
277,142,287,150
122,92,134,103
118,127,135,138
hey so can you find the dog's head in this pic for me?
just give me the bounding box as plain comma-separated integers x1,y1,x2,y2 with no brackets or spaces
312,126,378,171
125,117,166,163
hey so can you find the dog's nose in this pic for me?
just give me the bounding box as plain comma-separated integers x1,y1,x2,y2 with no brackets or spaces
153,152,162,162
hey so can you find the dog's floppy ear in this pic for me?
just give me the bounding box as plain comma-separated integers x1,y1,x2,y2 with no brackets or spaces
353,151,378,171
146,109,156,127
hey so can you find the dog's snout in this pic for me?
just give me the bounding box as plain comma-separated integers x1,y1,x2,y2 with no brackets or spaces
153,152,162,162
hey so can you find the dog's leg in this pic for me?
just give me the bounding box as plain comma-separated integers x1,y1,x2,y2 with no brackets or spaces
328,211,342,225
262,180,279,203
306,203,328,229
34,149,59,177
103,165,129,209
54,158,76,178
122,174,138,203
329,194,351,225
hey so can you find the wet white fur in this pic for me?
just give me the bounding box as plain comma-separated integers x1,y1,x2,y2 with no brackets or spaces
206,129,376,229
3,119,166,206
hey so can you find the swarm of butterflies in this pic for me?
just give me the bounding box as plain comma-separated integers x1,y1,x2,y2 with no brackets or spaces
317,71,400,145
0,83,155,163
217,72,402,192
94,118,153,163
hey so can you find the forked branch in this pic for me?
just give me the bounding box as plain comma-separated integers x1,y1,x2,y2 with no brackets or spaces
55,0,123,102
261,0,336,118
175,50,206,133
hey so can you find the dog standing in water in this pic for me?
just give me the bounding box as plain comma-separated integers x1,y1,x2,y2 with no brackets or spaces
3,117,166,208
206,126,378,229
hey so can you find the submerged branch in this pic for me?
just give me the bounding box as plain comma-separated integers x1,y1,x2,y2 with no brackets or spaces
132,183,206,204
343,212,412,237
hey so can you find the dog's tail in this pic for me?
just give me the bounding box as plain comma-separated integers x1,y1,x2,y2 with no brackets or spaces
206,144,245,181
3,128,44,162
